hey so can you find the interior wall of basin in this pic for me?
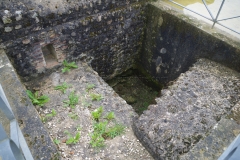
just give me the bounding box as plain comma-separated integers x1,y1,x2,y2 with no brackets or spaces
106,68,162,115
0,1,147,82
138,3,240,85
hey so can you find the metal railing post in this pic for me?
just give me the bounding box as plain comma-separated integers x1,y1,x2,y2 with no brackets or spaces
212,0,225,28
0,84,33,160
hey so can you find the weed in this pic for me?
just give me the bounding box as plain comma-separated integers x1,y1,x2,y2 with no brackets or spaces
64,131,81,145
26,90,50,106
90,107,125,148
105,112,115,121
90,93,102,101
82,100,92,107
86,83,95,92
94,121,107,133
90,132,105,148
62,60,78,73
54,138,60,145
46,109,57,118
91,106,103,121
105,124,125,139
76,126,81,131
41,117,47,123
63,91,79,108
54,82,70,93
68,113,78,120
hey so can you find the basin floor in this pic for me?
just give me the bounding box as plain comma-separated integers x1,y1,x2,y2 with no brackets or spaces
29,62,153,159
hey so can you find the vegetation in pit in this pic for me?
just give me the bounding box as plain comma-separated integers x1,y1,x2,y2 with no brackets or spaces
46,109,57,117
68,113,78,120
82,100,92,107
54,82,70,93
106,68,161,114
91,106,103,121
41,109,57,123
62,60,78,73
26,90,50,106
105,112,115,121
86,83,95,92
90,106,125,148
63,91,79,108
54,138,60,145
64,130,81,145
90,93,102,101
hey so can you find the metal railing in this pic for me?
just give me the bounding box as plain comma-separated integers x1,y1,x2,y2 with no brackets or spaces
0,84,33,160
168,0,240,35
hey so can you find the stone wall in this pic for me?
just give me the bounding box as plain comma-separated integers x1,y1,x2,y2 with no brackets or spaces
0,0,146,81
137,3,240,84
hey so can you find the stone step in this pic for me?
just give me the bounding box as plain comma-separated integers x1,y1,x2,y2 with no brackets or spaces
133,58,240,159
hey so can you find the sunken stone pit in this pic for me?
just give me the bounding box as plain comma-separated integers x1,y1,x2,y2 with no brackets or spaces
0,0,240,159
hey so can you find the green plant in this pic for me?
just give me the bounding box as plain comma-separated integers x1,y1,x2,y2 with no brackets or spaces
90,93,102,101
91,106,103,121
53,138,60,145
62,60,78,73
76,126,81,131
105,124,125,139
90,132,105,148
105,112,115,121
41,117,47,123
63,91,79,108
86,83,95,92
26,90,50,106
90,107,125,148
68,113,78,120
46,109,57,118
54,82,70,93
64,131,80,145
82,100,92,107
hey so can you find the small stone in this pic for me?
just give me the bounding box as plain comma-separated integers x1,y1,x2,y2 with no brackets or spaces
160,48,167,54
2,16,12,24
71,32,76,36
15,25,22,30
4,27,12,32
16,14,22,21
22,39,30,44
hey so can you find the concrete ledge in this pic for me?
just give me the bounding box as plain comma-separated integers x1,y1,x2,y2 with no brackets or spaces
133,58,240,159
0,49,59,159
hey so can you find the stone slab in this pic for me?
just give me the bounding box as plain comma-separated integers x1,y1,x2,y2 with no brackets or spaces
28,60,153,159
181,113,240,159
0,49,59,159
133,58,240,159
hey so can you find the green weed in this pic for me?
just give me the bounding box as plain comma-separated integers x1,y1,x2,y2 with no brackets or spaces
63,91,79,108
64,131,81,145
86,83,95,92
53,138,60,145
62,60,78,73
68,113,78,120
105,112,115,121
90,107,125,148
82,100,92,107
90,132,105,148
105,124,125,139
26,90,50,106
90,93,102,101
46,109,57,118
54,82,70,93
91,106,103,121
